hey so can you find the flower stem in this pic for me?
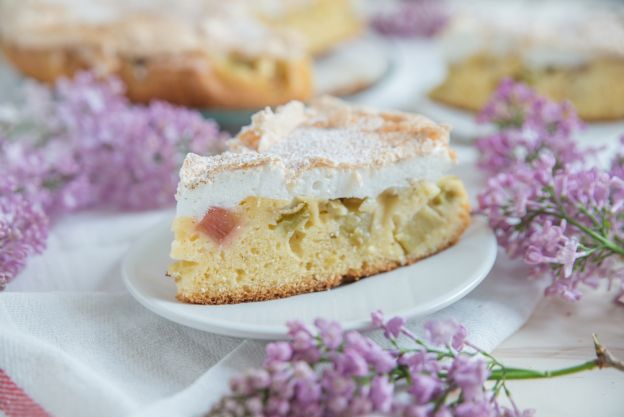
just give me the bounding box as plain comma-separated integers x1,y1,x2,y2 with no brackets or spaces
488,334,624,381
536,209,624,256
565,216,624,256
488,360,598,380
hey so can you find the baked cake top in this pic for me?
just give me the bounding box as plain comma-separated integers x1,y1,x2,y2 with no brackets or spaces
176,97,455,217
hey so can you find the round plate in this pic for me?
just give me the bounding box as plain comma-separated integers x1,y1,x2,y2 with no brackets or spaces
123,216,497,339
412,97,495,142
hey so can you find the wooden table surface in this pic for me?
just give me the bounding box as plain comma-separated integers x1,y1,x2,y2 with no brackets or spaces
493,288,624,416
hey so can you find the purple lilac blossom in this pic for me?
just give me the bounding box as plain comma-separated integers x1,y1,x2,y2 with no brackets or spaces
476,79,624,301
209,313,532,417
610,136,624,180
478,154,624,301
0,72,225,287
371,0,449,38
476,78,585,175
0,172,48,289
424,319,467,350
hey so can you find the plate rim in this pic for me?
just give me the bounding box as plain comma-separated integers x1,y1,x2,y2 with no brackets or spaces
123,216,497,340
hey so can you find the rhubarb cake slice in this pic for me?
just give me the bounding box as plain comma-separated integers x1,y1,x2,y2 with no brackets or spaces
168,97,470,304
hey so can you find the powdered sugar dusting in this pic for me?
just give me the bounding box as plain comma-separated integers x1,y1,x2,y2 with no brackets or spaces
265,126,440,172
176,97,455,214
226,96,450,179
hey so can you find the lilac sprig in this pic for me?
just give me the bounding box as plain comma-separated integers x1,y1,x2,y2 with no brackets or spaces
0,173,48,288
610,136,624,180
0,72,226,287
209,313,623,417
476,80,624,301
479,154,624,300
371,0,449,38
476,79,585,175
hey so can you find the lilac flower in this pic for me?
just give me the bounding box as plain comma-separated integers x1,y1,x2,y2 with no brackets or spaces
479,156,624,301
210,314,618,417
424,319,467,350
0,174,48,289
314,318,343,350
404,404,432,417
335,348,369,377
366,342,397,374
409,374,442,404
475,79,624,302
369,376,394,413
385,317,406,339
400,351,439,374
476,79,585,176
0,72,225,287
372,310,407,340
287,320,321,363
478,78,583,136
610,137,624,180
247,369,271,390
265,341,293,366
371,0,449,38
455,401,496,417
244,397,262,414
448,356,489,401
371,310,385,328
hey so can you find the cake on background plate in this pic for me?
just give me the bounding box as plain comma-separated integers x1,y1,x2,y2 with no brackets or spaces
430,1,624,121
168,97,470,304
0,0,360,109
252,0,362,56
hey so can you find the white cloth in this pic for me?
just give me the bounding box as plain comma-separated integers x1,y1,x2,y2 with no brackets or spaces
0,146,544,417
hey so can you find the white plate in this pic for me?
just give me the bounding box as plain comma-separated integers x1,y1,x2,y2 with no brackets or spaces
314,33,392,97
123,216,497,339
413,97,495,142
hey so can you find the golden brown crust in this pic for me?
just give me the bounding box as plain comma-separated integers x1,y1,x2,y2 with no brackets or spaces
1,42,313,109
174,204,471,305
1,42,100,83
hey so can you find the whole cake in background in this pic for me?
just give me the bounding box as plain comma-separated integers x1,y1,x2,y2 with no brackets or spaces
430,1,624,121
168,97,470,304
0,0,361,109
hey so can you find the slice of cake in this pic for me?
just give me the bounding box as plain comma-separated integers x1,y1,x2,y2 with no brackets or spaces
0,1,313,109
429,1,624,121
168,97,470,304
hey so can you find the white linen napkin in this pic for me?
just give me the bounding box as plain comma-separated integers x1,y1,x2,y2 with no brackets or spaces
0,147,544,417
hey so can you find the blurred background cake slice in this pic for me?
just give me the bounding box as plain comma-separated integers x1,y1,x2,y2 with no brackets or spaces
0,0,364,109
252,0,363,56
168,97,470,304
430,1,624,121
